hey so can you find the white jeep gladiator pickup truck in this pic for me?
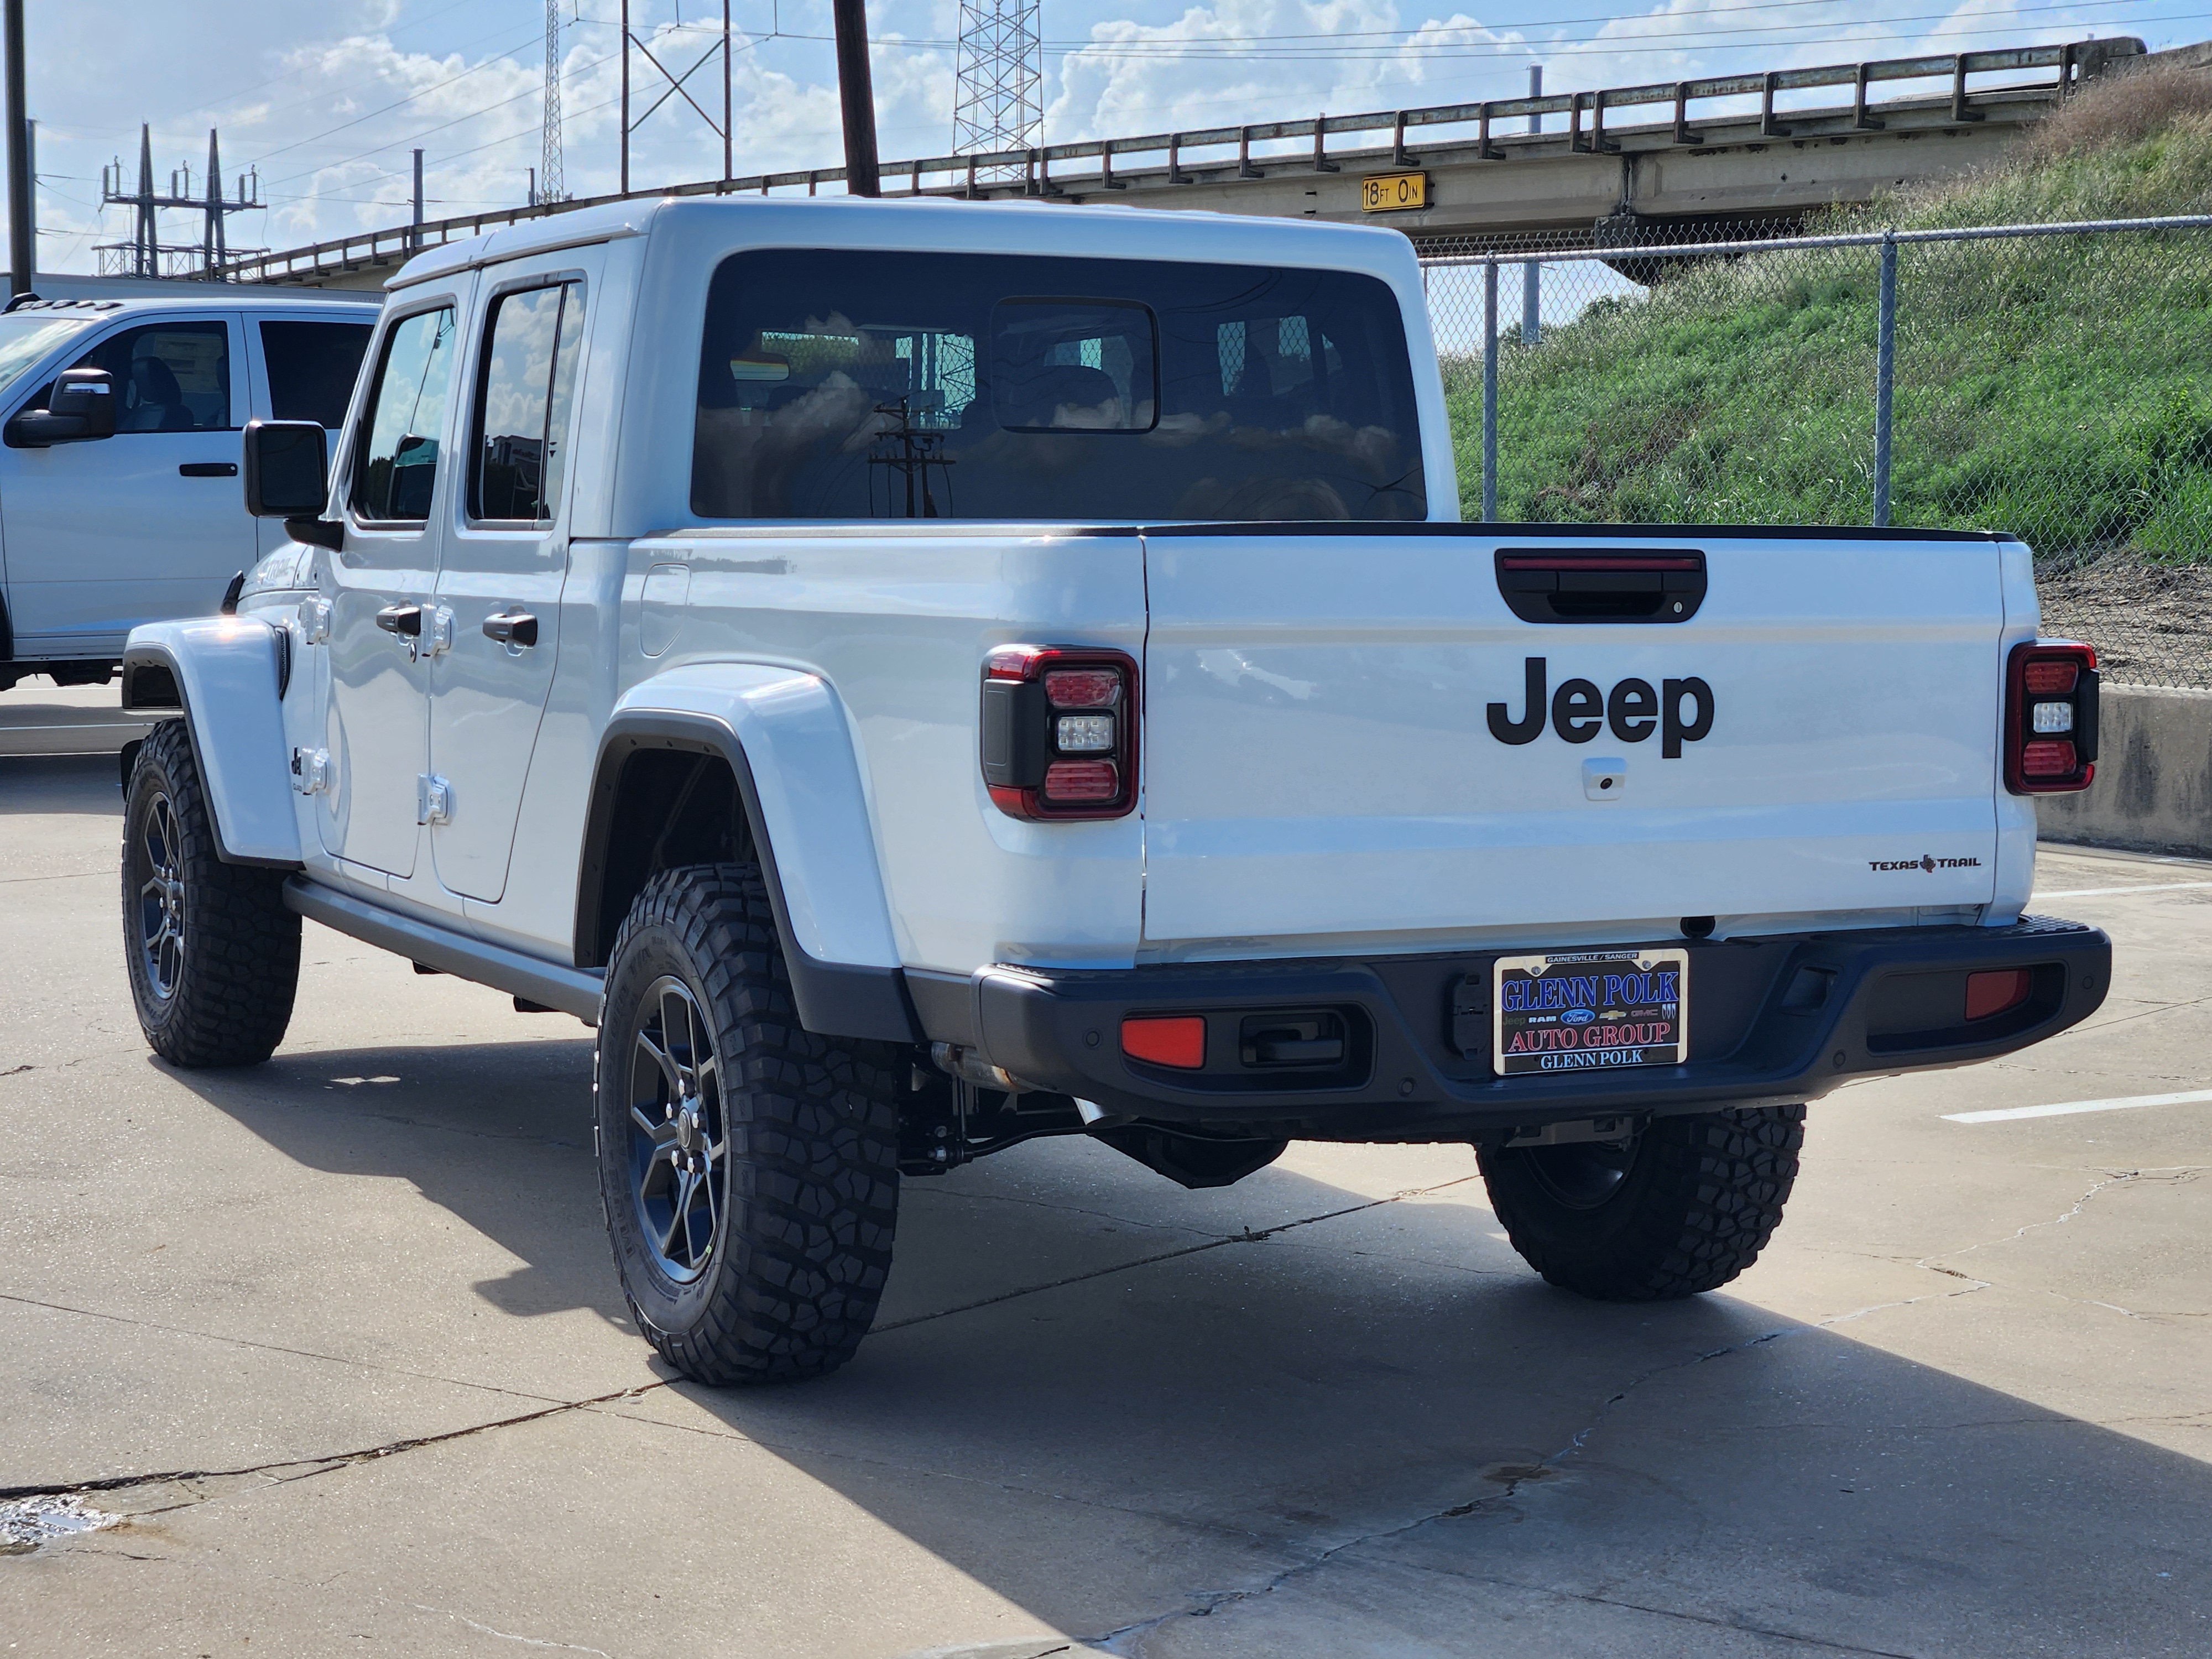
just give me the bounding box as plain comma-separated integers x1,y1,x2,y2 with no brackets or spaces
117,197,2111,1385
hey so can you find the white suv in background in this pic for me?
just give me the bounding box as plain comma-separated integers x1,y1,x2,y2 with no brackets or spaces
0,291,376,691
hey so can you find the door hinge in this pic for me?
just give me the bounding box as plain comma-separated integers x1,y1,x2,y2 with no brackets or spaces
291,746,331,796
416,774,453,826
298,596,331,644
427,605,455,656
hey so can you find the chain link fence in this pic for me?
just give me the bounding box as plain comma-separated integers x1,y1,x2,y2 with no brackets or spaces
1420,217,2212,687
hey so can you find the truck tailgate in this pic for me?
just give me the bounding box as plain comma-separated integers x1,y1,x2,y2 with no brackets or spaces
1140,529,2007,952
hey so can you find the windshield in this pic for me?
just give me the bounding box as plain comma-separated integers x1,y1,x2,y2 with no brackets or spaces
0,314,94,404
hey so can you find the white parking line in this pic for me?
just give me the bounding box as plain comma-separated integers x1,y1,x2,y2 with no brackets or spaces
1944,1088,2212,1124
2032,881,2212,900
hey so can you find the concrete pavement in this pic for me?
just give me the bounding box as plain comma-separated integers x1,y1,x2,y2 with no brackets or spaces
1,750,2208,1656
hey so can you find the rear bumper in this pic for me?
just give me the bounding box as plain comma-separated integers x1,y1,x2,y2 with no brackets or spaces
938,918,2110,1140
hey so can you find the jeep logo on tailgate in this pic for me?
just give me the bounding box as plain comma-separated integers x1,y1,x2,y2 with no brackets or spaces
1487,656,1714,757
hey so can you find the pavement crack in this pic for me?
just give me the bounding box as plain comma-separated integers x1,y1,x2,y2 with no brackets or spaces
0,1382,666,1509
0,1289,604,1411
398,1600,613,1655
874,1177,1480,1335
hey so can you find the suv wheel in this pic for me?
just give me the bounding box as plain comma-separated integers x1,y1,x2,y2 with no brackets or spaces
1478,1105,1804,1300
121,720,301,1067
594,863,900,1385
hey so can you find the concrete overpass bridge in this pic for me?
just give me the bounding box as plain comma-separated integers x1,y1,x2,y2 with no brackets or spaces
225,36,2148,290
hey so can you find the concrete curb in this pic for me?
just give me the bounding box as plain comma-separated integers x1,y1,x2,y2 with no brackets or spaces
2037,684,2212,859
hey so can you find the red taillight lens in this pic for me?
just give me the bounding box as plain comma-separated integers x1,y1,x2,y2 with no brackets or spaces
1965,968,2033,1021
1122,1015,1206,1069
2004,641,2097,795
1043,759,1119,802
980,645,1139,821
1045,669,1121,709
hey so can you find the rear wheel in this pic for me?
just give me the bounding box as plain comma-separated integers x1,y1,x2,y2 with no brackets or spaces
594,863,900,1385
120,720,300,1067
1478,1106,1804,1300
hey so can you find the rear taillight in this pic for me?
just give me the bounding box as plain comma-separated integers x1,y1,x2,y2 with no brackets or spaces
2004,641,2098,795
980,645,1139,820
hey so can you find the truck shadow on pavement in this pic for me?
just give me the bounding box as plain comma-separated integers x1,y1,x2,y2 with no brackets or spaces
168,1042,2212,1657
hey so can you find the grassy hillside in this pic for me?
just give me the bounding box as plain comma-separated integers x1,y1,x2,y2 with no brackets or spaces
1446,60,2212,575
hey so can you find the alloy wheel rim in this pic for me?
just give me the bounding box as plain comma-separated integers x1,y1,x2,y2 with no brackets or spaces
625,975,727,1285
135,790,185,1002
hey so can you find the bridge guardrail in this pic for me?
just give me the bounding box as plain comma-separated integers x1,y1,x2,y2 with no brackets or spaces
213,37,2135,286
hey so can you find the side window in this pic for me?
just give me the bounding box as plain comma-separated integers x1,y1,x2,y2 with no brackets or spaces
469,281,584,524
260,320,372,428
352,307,457,524
75,322,233,433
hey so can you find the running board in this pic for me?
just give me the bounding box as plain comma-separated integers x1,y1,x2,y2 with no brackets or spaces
283,878,605,1024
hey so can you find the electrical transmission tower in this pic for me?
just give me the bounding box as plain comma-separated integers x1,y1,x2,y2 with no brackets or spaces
538,0,565,205
96,126,262,278
952,0,1042,177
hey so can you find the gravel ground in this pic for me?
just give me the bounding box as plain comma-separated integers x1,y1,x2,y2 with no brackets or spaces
2038,554,2212,688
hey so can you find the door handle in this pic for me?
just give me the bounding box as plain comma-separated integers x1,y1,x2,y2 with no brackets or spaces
375,603,423,637
482,609,539,648
179,461,239,478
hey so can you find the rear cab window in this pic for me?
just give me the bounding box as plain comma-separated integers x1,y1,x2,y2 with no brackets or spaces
691,251,1425,521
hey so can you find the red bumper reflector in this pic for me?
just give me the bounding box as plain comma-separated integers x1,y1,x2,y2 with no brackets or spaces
1965,968,2033,1022
2021,740,2078,778
1122,1015,1206,1069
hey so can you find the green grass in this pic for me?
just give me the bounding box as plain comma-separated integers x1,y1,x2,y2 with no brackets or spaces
1446,106,2212,561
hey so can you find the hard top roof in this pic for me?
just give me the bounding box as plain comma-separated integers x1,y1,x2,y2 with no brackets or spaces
385,193,1413,290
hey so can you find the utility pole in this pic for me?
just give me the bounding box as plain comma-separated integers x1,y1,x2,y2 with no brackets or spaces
619,0,629,194
833,0,880,196
4,0,30,297
202,129,226,278
411,148,424,251
1522,65,1542,347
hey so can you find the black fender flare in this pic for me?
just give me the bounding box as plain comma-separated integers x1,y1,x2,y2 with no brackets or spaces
575,711,920,1045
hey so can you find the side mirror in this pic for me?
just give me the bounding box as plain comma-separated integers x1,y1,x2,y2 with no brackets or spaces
242,418,330,518
4,366,117,447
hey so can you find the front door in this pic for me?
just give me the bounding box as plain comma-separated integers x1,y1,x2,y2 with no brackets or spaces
320,297,466,879
429,258,595,902
0,315,253,658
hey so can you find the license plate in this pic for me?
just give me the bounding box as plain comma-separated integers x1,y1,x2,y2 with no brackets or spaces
1493,948,1689,1076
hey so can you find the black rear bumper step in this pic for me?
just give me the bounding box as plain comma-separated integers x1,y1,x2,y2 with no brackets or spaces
946,918,2110,1140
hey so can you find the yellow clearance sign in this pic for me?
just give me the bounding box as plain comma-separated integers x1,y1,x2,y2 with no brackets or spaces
1361,171,1429,213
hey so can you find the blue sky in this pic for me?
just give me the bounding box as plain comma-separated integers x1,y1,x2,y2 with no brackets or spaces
17,0,2208,272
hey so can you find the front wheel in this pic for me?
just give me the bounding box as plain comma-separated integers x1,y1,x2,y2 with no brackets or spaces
121,721,300,1068
1478,1106,1804,1301
594,864,901,1385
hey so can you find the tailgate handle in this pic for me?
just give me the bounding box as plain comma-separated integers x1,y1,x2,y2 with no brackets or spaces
1497,550,1706,623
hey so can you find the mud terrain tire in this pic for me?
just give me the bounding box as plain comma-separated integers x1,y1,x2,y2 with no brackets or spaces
594,863,900,1385
1479,1106,1805,1300
121,719,300,1067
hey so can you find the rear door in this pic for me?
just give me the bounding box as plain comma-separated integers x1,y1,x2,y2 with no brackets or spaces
0,313,251,655
1139,530,2007,952
427,252,595,904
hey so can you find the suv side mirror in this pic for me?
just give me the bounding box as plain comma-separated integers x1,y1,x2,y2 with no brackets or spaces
242,418,330,518
4,367,117,447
